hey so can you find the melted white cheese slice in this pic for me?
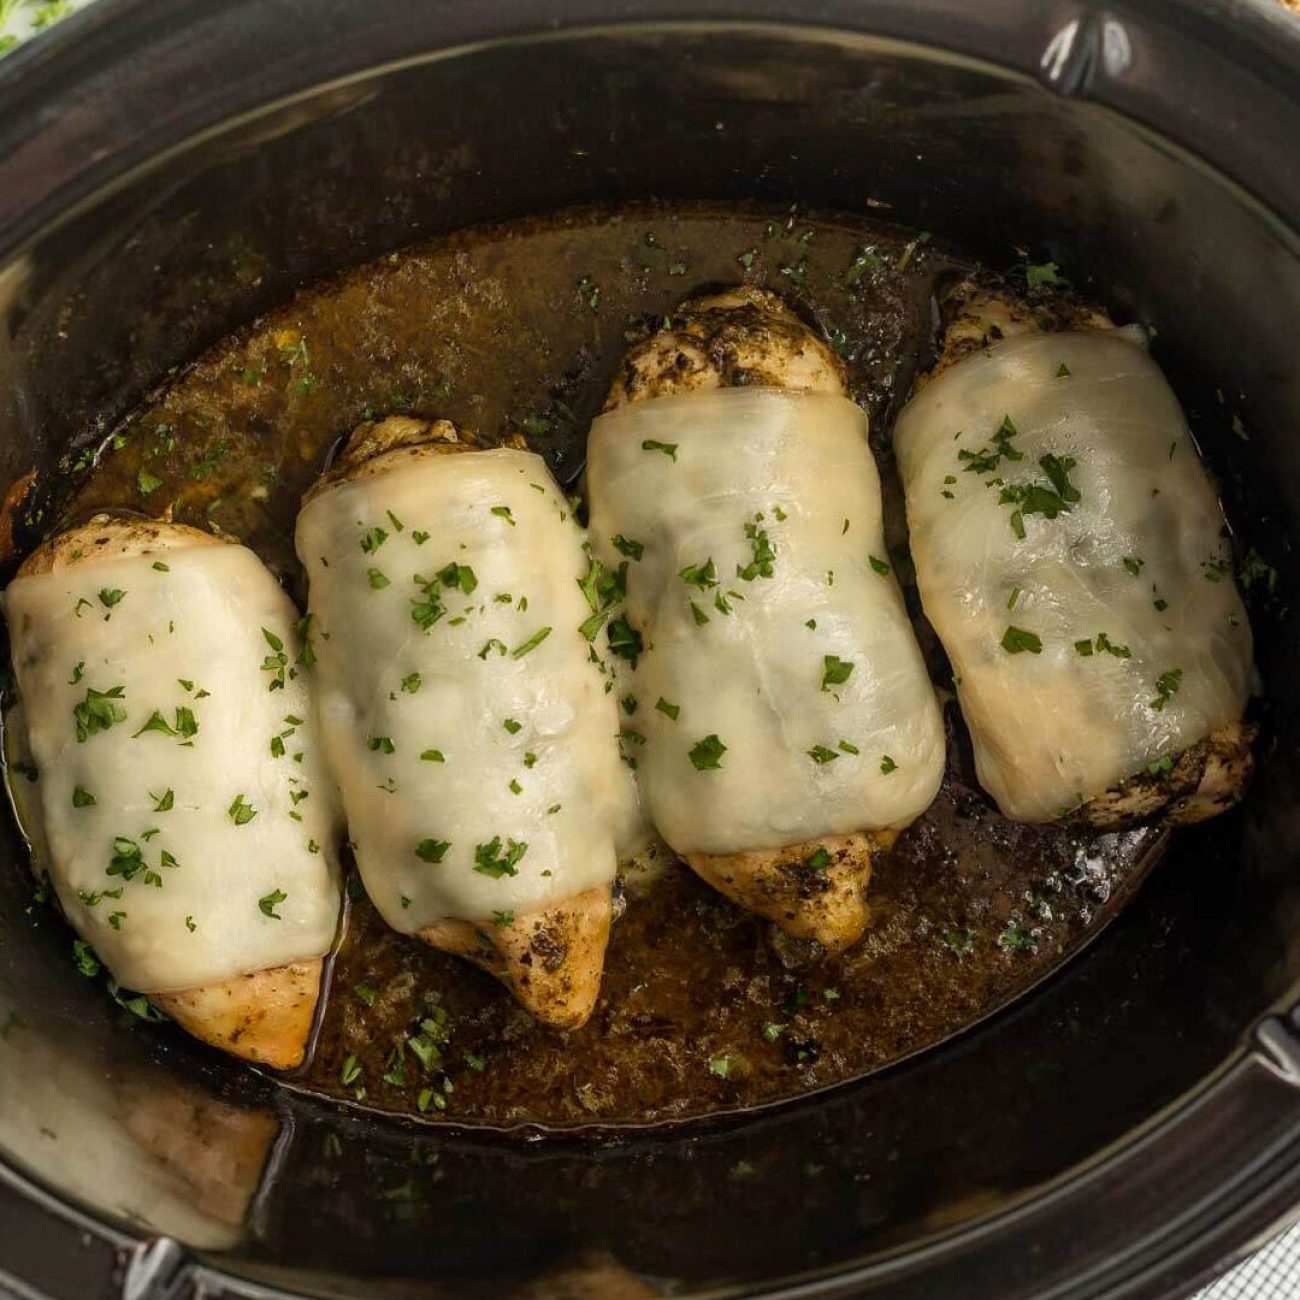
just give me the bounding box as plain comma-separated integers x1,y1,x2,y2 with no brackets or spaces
587,387,945,856
296,449,635,931
3,543,342,992
893,328,1253,821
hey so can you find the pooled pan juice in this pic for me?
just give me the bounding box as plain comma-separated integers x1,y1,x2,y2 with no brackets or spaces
17,203,1203,1127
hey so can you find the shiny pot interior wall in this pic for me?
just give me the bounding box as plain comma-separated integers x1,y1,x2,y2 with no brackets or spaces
0,19,1299,1300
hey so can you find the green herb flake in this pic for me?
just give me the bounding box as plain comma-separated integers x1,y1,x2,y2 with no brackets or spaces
1149,668,1183,712
688,734,727,771
708,1056,732,1078
415,839,451,864
1001,625,1043,655
72,785,96,808
868,554,890,575
1024,260,1068,289
511,627,552,659
473,836,528,878
655,698,680,720
612,534,645,560
942,928,975,959
258,889,286,919
367,567,391,589
228,794,258,826
808,745,839,764
73,685,127,742
641,439,679,461
420,749,446,763
821,654,854,692
880,755,898,774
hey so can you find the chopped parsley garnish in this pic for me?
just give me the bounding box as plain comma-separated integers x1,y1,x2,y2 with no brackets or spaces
436,561,478,596
98,588,126,609
1057,362,1071,378
1239,548,1278,594
959,415,1023,474
420,749,446,763
260,626,290,689
641,440,678,461
805,847,833,872
1001,625,1043,655
69,662,84,685
415,839,451,863
401,672,422,694
1149,668,1183,712
367,567,390,589
612,535,645,561
997,923,1039,953
656,698,680,720
1147,755,1175,776
607,616,643,668
473,837,528,878
1123,556,1145,577
151,561,170,572
808,745,839,764
73,940,100,978
367,735,395,754
354,984,378,1007
868,555,890,575
880,755,898,774
73,685,126,742
738,515,776,581
490,505,516,526
228,794,258,825
106,837,145,881
821,655,854,692
340,1055,362,1086
138,468,163,496
1024,260,1068,288
680,558,719,590
688,734,727,770
503,718,522,734
150,789,174,812
360,526,388,554
492,910,515,927
259,889,286,919
511,627,552,658
708,1056,732,1079
72,785,96,808
412,530,430,545
838,739,859,754
577,556,628,640
478,638,507,659
736,248,757,269
942,928,976,959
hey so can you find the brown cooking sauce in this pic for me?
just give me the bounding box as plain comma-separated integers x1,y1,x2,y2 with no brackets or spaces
45,203,1162,1128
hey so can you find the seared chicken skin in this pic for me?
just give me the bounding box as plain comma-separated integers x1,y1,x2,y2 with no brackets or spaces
299,417,633,1029
5,517,341,1069
894,278,1254,827
588,288,944,951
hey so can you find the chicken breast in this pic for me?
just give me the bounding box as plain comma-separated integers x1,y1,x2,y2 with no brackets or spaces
586,288,945,951
297,417,636,1029
4,516,342,1069
893,278,1254,827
